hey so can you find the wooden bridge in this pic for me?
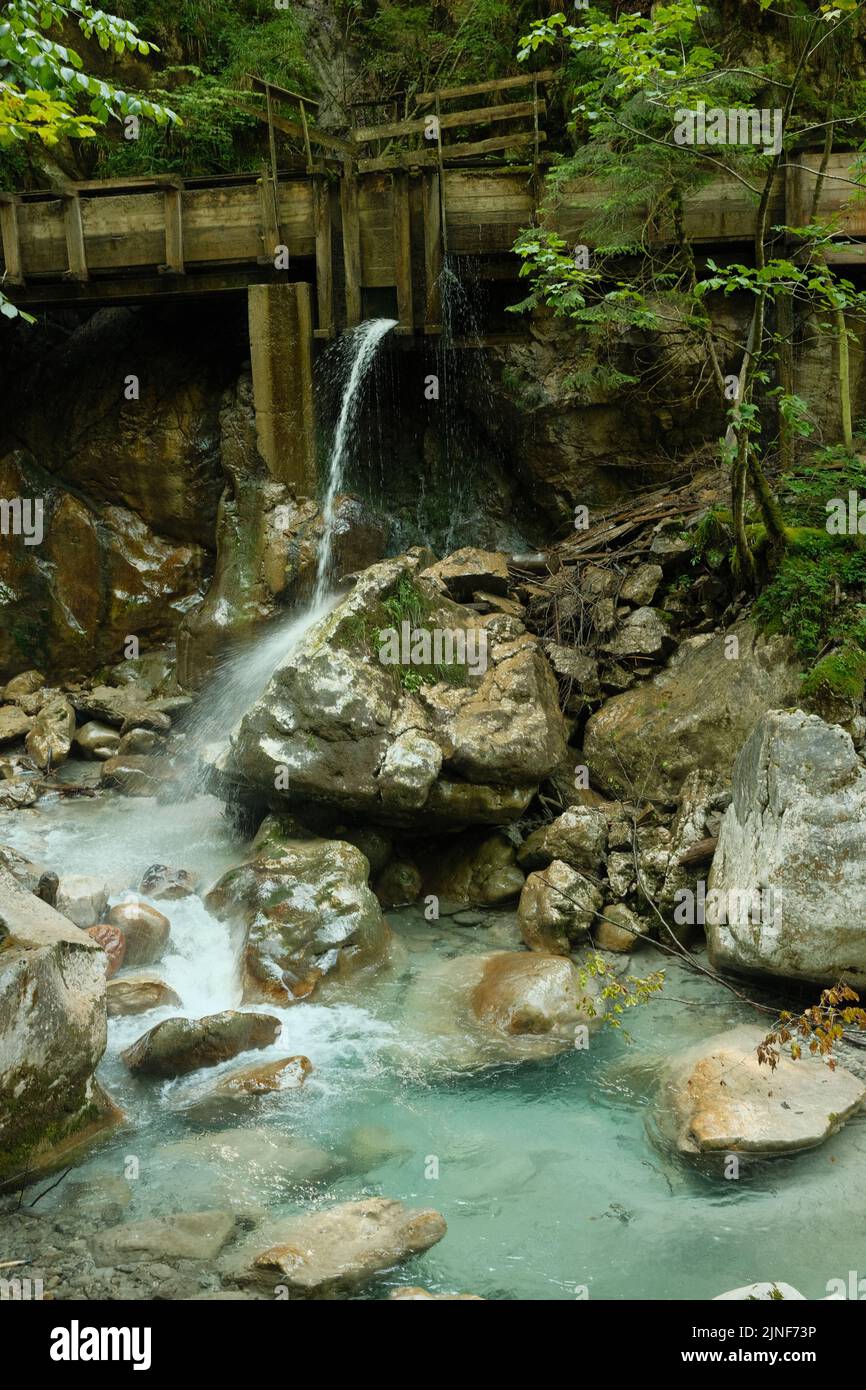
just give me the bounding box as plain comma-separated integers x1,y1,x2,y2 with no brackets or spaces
1,63,864,332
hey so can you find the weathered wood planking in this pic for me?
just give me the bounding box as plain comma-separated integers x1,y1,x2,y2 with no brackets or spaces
787,153,866,262
358,175,395,287
11,182,315,277
444,170,534,254
547,172,785,246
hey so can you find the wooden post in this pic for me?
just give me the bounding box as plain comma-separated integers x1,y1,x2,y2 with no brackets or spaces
62,191,88,282
0,194,24,285
434,94,448,255
257,161,281,265
340,173,362,327
248,282,316,495
313,176,334,337
393,171,414,334
422,169,443,334
298,97,314,172
161,184,185,274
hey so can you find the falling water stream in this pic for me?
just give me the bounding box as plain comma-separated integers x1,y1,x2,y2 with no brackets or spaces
1,320,863,1299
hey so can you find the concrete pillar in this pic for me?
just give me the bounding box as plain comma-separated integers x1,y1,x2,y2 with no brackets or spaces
247,282,316,494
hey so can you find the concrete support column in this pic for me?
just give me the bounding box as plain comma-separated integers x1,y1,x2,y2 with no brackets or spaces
247,282,316,494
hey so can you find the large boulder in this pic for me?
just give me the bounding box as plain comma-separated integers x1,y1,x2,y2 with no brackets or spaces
707,710,866,986
245,1198,447,1297
121,1010,281,1077
25,695,75,769
518,860,603,953
517,807,607,873
213,554,566,830
91,1212,239,1265
583,622,801,800
652,1024,866,1159
405,950,604,1069
0,867,118,1187
205,827,390,1003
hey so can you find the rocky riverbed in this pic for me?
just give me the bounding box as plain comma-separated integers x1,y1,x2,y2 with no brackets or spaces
2,538,866,1302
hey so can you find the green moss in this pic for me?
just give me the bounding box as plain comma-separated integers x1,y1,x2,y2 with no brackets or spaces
338,577,471,690
801,645,866,704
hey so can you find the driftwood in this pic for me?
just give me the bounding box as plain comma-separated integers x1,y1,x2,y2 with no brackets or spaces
676,836,718,867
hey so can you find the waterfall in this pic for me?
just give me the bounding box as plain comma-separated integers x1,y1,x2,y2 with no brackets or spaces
180,318,397,771
313,316,396,601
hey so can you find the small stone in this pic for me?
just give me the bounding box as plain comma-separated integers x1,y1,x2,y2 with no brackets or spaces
0,705,32,745
620,564,663,606
3,670,45,702
73,721,120,760
139,864,199,900
90,1212,238,1266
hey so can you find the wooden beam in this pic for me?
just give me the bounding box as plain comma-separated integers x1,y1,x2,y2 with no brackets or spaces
313,176,334,334
62,192,88,282
161,184,185,274
392,171,414,333
228,99,355,158
340,174,362,327
67,174,184,194
0,194,24,285
351,98,546,143
247,75,320,107
357,129,546,173
414,69,557,106
422,170,443,332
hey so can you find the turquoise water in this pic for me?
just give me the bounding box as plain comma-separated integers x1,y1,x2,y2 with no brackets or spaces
3,784,865,1301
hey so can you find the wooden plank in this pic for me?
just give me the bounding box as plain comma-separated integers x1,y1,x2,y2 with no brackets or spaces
422,170,443,330
351,99,545,143
357,129,546,173
392,171,413,332
340,174,362,326
161,185,184,274
313,176,333,333
358,177,394,287
228,100,355,158
414,68,557,105
68,175,183,193
0,195,24,285
62,193,88,281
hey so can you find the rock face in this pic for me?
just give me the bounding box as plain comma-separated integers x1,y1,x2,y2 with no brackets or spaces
518,861,603,953
247,1198,447,1296
407,950,603,1068
121,1010,281,1077
205,827,390,1003
707,710,866,986
0,867,117,1187
214,554,566,830
0,448,206,683
652,1025,866,1158
583,622,801,800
